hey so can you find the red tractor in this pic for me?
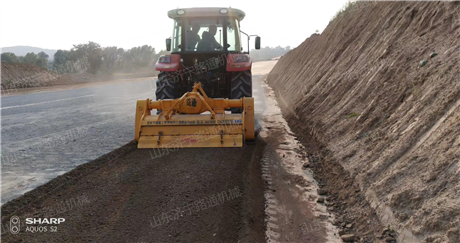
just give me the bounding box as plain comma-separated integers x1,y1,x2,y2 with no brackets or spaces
155,7,260,113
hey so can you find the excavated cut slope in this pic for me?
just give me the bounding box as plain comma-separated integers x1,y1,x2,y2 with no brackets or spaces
269,1,460,242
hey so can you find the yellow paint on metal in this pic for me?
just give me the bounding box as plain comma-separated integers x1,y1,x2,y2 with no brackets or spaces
140,125,243,136
135,82,254,148
243,97,255,141
138,134,243,148
135,99,150,142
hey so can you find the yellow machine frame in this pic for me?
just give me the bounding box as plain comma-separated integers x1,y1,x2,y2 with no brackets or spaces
135,82,254,148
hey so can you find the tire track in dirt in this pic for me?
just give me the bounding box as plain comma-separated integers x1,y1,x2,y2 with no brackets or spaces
259,77,340,243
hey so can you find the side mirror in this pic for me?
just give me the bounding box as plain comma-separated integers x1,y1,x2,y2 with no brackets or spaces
166,38,172,52
255,36,261,50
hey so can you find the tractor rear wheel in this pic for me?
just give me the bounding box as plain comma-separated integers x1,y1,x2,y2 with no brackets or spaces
230,70,252,113
156,72,179,99
155,72,179,114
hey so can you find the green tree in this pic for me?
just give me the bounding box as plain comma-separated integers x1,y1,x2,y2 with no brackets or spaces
249,46,291,61
1,52,21,63
35,51,49,68
120,45,156,71
115,48,125,70
37,51,49,60
54,50,69,66
71,41,103,74
53,50,72,74
102,46,120,73
139,45,156,66
22,52,38,65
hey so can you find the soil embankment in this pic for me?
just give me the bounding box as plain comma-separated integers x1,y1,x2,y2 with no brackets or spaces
1,62,59,90
1,62,157,95
268,1,460,242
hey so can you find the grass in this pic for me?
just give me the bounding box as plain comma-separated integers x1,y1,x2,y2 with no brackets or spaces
412,82,421,98
330,0,376,23
347,112,360,118
331,1,355,22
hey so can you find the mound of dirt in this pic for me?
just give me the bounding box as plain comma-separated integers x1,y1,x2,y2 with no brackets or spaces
1,62,158,94
1,62,59,90
268,1,460,242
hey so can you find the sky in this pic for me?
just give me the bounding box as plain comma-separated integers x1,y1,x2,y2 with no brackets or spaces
0,0,348,52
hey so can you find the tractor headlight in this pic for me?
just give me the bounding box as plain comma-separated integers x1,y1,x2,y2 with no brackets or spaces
235,55,249,63
220,8,228,14
159,56,171,63
177,9,185,15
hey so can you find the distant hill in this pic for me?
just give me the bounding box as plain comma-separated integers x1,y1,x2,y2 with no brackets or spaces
1,46,58,61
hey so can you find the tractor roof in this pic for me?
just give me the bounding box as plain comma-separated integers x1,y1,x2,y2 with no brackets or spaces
168,8,245,21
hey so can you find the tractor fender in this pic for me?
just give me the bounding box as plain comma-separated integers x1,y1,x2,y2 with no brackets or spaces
155,54,182,72
226,54,252,72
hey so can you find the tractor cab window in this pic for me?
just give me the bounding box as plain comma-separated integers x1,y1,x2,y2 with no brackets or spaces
172,20,182,52
226,19,241,52
184,19,224,52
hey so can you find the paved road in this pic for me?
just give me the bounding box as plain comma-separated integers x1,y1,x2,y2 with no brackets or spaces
1,61,273,204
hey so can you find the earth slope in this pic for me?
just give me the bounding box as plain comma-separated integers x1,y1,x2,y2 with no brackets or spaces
268,1,460,242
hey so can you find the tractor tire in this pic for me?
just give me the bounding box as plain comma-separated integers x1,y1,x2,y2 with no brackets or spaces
155,72,179,114
230,70,252,113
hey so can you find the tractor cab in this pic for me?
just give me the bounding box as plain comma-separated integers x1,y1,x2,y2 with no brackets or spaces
155,7,260,103
166,8,260,54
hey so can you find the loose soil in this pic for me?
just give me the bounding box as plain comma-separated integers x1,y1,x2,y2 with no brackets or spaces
1,140,266,242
